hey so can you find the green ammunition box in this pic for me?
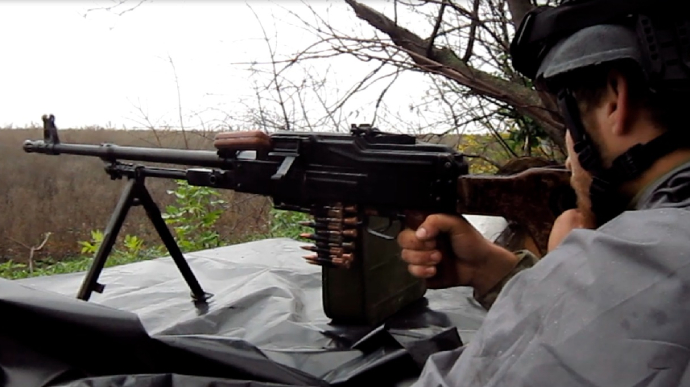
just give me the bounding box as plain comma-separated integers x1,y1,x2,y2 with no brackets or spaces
321,215,427,326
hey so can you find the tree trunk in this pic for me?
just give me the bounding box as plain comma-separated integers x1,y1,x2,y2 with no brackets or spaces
506,0,534,26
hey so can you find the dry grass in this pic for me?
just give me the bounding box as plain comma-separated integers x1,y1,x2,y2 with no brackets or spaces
0,127,272,263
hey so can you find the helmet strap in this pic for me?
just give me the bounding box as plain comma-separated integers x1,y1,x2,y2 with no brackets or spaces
557,88,686,225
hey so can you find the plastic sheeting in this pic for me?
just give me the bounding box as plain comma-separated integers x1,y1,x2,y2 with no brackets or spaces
3,216,504,387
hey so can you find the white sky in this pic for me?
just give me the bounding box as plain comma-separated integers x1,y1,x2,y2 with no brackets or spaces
0,0,445,132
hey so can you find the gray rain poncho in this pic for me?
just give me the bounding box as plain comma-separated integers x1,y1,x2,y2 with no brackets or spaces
413,159,690,387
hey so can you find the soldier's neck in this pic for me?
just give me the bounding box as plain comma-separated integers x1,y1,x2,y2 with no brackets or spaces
620,148,690,200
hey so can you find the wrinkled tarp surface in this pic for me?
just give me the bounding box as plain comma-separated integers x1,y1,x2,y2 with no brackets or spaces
3,216,502,387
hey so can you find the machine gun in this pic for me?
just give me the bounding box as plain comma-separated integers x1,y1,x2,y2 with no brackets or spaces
23,114,575,325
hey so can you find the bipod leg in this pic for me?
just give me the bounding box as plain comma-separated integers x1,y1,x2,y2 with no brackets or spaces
77,178,137,301
137,184,212,304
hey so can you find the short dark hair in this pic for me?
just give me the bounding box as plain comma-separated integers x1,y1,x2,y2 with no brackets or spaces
557,59,685,133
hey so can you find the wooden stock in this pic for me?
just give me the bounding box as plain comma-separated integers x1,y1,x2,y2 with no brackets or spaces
457,167,576,257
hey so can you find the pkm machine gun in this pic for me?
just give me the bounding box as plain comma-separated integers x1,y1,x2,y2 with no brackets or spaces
23,115,575,325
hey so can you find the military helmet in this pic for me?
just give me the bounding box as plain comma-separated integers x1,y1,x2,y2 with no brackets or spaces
511,0,690,94
535,24,643,89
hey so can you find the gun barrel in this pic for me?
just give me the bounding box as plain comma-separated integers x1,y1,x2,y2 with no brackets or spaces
23,140,232,169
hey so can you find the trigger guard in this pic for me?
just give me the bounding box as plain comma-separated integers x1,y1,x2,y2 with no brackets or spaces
366,226,395,240
364,216,397,240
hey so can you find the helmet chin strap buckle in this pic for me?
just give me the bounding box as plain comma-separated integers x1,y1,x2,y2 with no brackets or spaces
610,143,646,178
574,141,602,172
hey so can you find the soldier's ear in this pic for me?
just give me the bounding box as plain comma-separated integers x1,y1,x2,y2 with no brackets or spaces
605,70,633,137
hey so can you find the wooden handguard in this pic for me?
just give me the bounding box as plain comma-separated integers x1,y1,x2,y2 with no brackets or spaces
214,131,272,151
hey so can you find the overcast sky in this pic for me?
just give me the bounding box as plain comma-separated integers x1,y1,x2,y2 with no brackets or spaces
0,0,442,132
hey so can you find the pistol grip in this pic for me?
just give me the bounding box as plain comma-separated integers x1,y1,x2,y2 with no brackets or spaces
402,211,459,289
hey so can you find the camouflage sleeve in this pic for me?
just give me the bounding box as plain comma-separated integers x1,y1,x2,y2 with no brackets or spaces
472,250,540,310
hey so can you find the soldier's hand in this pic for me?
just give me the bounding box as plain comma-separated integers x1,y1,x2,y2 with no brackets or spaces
398,213,520,294
547,208,594,252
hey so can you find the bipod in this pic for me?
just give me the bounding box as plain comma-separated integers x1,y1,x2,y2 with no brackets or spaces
76,162,212,304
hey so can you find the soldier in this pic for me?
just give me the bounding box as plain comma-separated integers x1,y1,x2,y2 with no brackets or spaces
399,0,690,385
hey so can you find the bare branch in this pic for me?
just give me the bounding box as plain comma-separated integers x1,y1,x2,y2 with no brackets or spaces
6,232,52,274
84,0,149,17
462,0,481,62
248,4,292,130
463,153,504,168
426,0,447,58
167,55,189,149
371,68,402,127
342,0,565,148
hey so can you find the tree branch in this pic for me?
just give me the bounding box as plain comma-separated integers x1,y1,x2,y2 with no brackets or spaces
426,0,447,57
462,0,481,63
6,232,52,274
343,0,565,148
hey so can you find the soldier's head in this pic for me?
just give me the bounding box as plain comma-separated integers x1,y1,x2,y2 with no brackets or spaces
510,0,690,225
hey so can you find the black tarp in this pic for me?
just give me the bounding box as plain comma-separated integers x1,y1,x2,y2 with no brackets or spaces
2,231,494,387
